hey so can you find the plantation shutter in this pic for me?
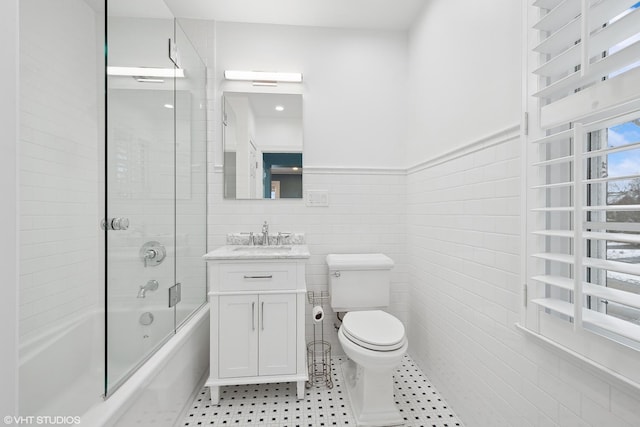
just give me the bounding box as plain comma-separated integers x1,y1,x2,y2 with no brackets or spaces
525,0,640,382
532,0,640,127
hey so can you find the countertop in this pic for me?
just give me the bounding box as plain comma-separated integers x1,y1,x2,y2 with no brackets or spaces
203,244,311,260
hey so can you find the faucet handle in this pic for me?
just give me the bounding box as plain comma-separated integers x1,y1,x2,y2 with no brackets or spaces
277,232,292,245
139,241,166,268
239,232,255,245
262,221,269,232
143,249,157,267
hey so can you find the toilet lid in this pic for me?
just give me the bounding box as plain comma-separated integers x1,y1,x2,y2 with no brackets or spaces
342,310,406,351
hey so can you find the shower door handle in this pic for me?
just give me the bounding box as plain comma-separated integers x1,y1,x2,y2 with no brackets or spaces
102,217,130,231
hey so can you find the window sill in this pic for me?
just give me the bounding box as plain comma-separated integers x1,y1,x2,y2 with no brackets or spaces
515,322,640,394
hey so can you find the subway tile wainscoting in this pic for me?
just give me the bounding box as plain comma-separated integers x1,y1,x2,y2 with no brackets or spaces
183,355,462,427
406,129,523,426
406,126,640,426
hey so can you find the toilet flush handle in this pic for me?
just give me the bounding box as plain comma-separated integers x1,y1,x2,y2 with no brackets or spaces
333,271,341,277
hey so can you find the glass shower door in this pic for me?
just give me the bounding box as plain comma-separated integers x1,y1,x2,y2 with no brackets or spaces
105,0,177,393
174,20,207,327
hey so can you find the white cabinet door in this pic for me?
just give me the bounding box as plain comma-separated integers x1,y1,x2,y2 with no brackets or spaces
219,294,258,378
258,293,297,376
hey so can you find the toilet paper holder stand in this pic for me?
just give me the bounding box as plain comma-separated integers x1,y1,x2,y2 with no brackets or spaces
306,290,333,389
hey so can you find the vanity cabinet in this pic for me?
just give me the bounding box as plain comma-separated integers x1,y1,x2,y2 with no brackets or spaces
204,254,309,405
218,293,296,378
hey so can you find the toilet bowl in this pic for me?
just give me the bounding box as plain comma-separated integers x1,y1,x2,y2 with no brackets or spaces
338,310,407,426
326,253,408,426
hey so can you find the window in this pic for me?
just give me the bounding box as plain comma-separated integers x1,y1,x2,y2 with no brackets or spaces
584,118,640,348
523,0,640,385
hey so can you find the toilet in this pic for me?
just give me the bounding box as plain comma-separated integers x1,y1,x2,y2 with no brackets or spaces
327,254,407,427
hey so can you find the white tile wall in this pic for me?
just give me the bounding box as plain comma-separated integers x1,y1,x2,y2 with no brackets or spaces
406,136,640,426
106,87,206,308
19,0,102,346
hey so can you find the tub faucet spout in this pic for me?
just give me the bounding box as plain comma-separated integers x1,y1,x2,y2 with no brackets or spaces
137,279,159,298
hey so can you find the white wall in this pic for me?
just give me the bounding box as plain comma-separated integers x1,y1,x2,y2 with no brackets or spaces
407,0,521,161
255,116,303,152
406,2,640,426
0,0,19,418
215,22,408,169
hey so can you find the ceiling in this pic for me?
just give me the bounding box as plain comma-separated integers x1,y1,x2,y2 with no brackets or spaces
163,0,426,31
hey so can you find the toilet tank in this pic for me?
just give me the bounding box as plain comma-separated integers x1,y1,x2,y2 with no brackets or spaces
326,253,394,312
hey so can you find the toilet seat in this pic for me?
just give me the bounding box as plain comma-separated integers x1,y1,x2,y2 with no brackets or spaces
341,310,405,352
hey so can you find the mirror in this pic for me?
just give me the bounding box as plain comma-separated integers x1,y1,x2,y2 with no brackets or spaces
223,92,303,199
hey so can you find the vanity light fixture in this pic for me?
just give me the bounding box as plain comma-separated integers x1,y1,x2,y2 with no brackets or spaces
164,104,174,109
224,70,303,84
107,66,185,78
275,105,285,112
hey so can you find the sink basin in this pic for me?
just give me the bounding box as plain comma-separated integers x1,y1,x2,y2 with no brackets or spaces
233,245,292,252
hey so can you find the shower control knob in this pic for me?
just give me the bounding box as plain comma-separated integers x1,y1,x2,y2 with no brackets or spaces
139,241,166,267
102,217,130,231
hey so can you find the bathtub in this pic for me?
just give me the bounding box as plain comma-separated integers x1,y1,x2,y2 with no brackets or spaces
106,304,197,390
20,304,209,427
19,309,104,419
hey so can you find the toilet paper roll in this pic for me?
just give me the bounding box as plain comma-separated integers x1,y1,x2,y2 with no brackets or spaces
312,305,324,323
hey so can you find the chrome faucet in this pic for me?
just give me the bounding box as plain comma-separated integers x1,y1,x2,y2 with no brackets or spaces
137,279,159,298
262,221,269,245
